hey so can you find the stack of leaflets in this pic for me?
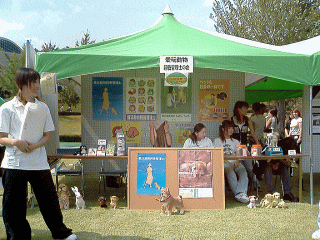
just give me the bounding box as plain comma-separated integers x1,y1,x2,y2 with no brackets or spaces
97,139,107,156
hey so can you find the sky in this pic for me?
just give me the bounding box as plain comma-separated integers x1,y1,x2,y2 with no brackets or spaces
0,0,215,50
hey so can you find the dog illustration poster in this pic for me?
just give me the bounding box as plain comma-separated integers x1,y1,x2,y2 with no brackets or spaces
110,122,141,144
137,153,166,195
198,79,229,122
125,78,157,121
92,77,123,121
178,150,213,198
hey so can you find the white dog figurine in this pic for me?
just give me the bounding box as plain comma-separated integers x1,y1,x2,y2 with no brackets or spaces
71,186,86,209
247,195,258,208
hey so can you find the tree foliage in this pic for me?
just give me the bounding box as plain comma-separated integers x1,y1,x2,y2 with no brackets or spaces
41,40,59,52
75,29,96,47
0,49,26,98
210,0,320,45
59,85,80,108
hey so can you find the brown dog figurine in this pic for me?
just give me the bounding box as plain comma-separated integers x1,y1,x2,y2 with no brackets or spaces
57,184,70,210
156,187,184,216
110,196,119,209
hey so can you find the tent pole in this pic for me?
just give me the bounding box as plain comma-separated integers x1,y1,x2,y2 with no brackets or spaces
309,85,313,205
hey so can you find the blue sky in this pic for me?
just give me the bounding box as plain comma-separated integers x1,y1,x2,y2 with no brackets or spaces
0,0,215,50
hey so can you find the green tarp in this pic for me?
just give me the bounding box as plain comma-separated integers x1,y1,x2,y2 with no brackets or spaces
245,78,303,104
36,13,315,86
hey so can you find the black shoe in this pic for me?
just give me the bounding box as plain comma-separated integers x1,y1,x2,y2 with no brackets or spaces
283,192,299,202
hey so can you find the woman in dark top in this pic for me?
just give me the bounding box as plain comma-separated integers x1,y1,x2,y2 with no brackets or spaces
231,101,260,190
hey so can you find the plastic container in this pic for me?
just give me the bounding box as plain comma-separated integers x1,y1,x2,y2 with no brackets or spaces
251,144,262,157
236,145,247,157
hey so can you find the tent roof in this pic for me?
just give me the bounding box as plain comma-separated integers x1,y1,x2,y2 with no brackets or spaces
36,7,315,86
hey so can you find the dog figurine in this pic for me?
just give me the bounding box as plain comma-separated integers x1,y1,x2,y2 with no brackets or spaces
276,199,286,208
156,187,184,216
247,195,258,208
71,186,86,209
260,193,273,208
110,196,119,209
57,184,70,210
98,196,107,208
270,192,281,208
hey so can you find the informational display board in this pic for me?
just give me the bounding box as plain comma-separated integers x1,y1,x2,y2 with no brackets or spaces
128,147,225,210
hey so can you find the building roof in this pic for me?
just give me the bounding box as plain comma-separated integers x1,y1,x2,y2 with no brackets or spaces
0,37,22,54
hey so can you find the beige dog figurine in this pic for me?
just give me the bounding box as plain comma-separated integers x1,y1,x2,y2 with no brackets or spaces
110,196,119,209
270,192,281,208
156,187,184,216
247,196,258,208
260,193,273,208
57,184,70,210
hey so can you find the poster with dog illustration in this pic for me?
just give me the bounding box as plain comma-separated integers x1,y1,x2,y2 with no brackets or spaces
137,153,166,195
178,149,213,198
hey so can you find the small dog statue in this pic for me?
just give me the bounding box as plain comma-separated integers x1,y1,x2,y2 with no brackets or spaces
247,195,258,208
57,184,70,210
260,193,273,208
110,196,119,209
98,196,107,208
276,199,286,208
156,187,184,216
71,186,86,209
270,192,281,208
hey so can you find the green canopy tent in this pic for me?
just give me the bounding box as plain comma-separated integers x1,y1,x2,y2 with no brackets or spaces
35,8,313,85
35,5,320,204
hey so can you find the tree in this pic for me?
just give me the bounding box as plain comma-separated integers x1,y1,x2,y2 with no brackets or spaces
41,40,59,52
59,85,80,108
75,29,96,47
210,0,320,134
210,0,320,45
0,49,26,98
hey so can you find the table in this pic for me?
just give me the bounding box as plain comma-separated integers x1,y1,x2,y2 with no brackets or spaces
224,154,306,202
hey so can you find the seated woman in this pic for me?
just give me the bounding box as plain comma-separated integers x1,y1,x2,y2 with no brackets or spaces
213,120,249,204
183,123,213,148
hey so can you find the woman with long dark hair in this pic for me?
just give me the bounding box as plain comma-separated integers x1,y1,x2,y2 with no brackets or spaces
231,101,260,190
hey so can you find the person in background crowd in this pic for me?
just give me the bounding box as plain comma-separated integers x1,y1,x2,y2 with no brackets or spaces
265,108,278,134
285,110,294,138
213,120,249,203
183,123,213,148
60,105,64,112
250,102,266,146
0,68,77,240
231,101,260,190
149,120,172,147
289,108,302,151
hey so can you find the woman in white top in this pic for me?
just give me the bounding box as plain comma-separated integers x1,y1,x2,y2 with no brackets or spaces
0,68,76,240
289,108,302,148
183,123,213,148
213,120,249,204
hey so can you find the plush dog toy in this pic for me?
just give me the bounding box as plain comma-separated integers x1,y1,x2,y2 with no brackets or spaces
247,195,258,208
277,199,286,208
98,196,107,208
110,196,119,209
156,187,184,216
71,186,86,209
57,184,70,210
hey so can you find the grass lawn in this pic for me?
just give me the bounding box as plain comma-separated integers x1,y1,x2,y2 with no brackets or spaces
58,115,81,137
1,168,319,239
